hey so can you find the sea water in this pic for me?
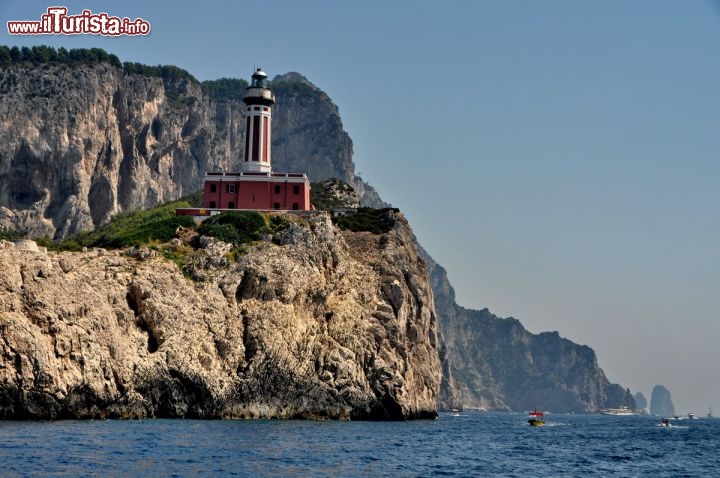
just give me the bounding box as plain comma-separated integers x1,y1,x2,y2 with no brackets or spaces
1,412,719,477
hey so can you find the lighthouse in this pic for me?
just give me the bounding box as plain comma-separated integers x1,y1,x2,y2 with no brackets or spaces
174,67,312,215
242,68,275,173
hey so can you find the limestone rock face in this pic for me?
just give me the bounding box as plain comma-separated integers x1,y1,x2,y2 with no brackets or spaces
0,63,219,239
634,392,648,412
0,63,384,241
0,212,439,419
420,247,630,413
311,178,361,210
650,385,675,417
270,73,355,188
270,73,387,209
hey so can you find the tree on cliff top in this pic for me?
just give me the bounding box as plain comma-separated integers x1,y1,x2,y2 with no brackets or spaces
0,44,198,83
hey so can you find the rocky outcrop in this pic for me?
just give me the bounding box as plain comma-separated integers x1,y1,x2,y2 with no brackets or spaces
422,248,630,413
0,211,439,419
650,385,675,416
270,73,354,189
0,63,213,239
311,178,361,210
634,392,648,412
0,57,635,415
270,73,386,208
0,62,383,241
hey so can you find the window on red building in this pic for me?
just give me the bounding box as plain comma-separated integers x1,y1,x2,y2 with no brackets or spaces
273,202,280,210
228,201,235,209
210,184,216,193
293,185,300,195
274,185,281,194
227,184,235,193
292,203,299,210
209,201,216,208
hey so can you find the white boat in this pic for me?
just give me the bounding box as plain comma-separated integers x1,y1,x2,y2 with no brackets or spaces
599,406,639,416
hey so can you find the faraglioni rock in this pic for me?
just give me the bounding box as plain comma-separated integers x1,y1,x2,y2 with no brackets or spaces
0,211,440,419
634,392,648,412
650,385,675,417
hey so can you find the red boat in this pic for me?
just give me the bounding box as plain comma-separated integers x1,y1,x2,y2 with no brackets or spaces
528,410,545,426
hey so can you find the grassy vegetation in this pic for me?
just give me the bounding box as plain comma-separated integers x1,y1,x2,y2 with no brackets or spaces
0,45,198,84
333,207,399,234
270,78,316,96
22,189,291,255
16,193,200,252
0,45,122,68
35,235,84,252
55,200,196,250
94,207,195,248
201,78,249,102
160,242,197,279
3,191,304,283
0,226,25,242
198,211,289,245
122,62,197,83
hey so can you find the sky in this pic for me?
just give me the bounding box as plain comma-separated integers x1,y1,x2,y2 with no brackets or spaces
2,0,719,415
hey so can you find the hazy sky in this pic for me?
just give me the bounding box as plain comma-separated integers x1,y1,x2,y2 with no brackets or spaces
3,1,719,415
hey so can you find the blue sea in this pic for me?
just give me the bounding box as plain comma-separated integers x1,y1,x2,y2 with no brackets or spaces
1,412,718,477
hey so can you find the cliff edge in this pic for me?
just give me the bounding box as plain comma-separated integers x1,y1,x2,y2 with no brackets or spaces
422,249,632,413
0,211,439,419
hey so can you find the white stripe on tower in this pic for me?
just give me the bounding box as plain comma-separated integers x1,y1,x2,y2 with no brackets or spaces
242,68,275,173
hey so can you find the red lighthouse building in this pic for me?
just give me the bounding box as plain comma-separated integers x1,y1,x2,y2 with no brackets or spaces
190,68,311,213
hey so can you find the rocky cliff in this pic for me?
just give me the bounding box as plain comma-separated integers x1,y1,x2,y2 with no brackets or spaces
0,52,635,415
0,61,383,241
650,385,675,417
0,210,439,419
634,392,648,412
423,250,632,413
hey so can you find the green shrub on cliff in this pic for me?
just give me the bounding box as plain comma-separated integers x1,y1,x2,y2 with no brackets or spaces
41,192,292,252
0,226,24,242
0,45,198,83
123,62,197,83
198,211,288,245
333,207,398,234
201,78,249,102
62,200,196,249
35,236,83,252
0,45,122,68
97,204,194,248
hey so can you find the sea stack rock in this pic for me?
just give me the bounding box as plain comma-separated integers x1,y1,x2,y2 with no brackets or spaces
649,385,675,416
634,392,648,413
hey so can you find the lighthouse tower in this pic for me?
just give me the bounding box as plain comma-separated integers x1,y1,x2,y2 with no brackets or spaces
242,68,275,173
176,67,312,216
